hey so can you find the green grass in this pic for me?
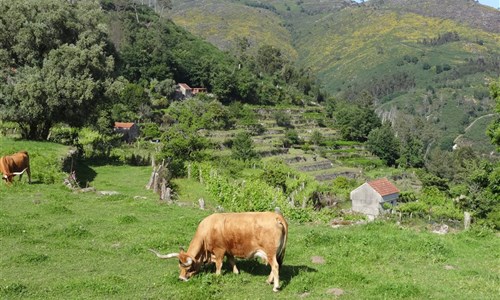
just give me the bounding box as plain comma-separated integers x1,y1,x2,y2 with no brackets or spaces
1,140,498,299
1,179,499,299
1,137,498,299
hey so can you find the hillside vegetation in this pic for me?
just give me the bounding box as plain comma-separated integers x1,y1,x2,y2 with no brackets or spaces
0,2,499,298
168,0,500,150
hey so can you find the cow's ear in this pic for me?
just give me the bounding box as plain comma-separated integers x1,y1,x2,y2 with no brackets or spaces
179,246,185,253
178,252,193,267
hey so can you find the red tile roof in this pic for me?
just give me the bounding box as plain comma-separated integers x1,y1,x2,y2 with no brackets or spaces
114,122,135,129
178,83,191,90
368,178,400,196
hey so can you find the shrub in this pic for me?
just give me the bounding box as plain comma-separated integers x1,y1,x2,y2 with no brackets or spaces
141,123,161,140
78,128,120,159
274,111,293,128
231,131,259,161
399,191,417,203
309,130,324,146
48,126,79,146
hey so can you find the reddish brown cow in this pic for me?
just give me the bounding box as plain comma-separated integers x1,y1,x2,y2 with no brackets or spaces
150,211,288,292
0,151,31,184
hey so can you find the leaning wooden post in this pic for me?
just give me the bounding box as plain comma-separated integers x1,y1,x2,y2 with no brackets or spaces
153,165,160,194
464,212,471,230
160,179,167,201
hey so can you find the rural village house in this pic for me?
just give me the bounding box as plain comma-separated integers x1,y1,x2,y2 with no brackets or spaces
350,178,400,218
114,122,139,143
177,83,207,99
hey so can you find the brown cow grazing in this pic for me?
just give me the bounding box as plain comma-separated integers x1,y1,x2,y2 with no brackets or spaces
0,151,31,184
150,211,288,292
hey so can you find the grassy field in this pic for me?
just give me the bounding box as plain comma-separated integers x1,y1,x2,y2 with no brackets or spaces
1,139,499,299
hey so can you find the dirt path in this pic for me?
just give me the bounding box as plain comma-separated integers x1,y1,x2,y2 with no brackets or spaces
453,113,496,144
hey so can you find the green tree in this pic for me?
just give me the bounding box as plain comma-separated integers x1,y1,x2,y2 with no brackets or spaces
274,110,293,128
487,77,500,149
0,0,115,140
366,123,400,166
334,104,381,142
231,131,259,161
260,161,289,193
159,124,208,176
398,134,425,168
255,45,285,76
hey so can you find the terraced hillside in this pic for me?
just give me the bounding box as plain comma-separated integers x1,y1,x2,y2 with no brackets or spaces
166,0,500,152
204,106,381,182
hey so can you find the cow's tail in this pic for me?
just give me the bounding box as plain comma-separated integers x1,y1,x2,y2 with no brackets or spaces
275,216,288,266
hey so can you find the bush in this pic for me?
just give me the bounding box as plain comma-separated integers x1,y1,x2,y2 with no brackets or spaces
231,131,259,161
399,191,417,203
396,201,429,217
274,111,293,128
0,122,19,136
282,129,302,148
48,126,79,146
141,123,161,140
246,123,266,136
485,207,500,230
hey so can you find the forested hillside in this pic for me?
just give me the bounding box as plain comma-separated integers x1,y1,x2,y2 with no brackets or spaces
167,0,500,151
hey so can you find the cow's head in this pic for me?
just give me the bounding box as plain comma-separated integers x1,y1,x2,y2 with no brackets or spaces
1,168,26,184
2,173,14,183
149,248,201,281
177,249,200,281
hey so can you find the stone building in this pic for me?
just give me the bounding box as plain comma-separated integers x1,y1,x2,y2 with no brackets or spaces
350,178,400,218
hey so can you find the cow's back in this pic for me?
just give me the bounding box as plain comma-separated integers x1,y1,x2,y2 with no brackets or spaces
196,212,288,260
9,152,29,172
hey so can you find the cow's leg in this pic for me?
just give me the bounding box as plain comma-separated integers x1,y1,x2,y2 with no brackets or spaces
267,256,280,292
27,167,31,183
227,255,239,274
213,250,225,275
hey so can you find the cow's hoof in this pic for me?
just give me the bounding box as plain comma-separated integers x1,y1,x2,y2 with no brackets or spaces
273,287,280,292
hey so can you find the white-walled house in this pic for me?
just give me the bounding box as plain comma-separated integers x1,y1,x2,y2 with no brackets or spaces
350,178,400,217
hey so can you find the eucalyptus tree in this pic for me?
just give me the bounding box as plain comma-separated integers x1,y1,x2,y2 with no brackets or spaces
0,0,115,139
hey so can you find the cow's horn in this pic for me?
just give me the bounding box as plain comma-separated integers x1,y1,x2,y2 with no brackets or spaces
12,168,27,176
149,249,179,259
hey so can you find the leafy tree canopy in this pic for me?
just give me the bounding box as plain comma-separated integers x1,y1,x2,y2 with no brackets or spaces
366,123,400,166
487,77,500,149
334,103,381,142
0,0,115,139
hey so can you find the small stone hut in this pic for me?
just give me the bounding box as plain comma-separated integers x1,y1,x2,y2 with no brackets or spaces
114,122,139,143
177,83,207,99
350,178,400,217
